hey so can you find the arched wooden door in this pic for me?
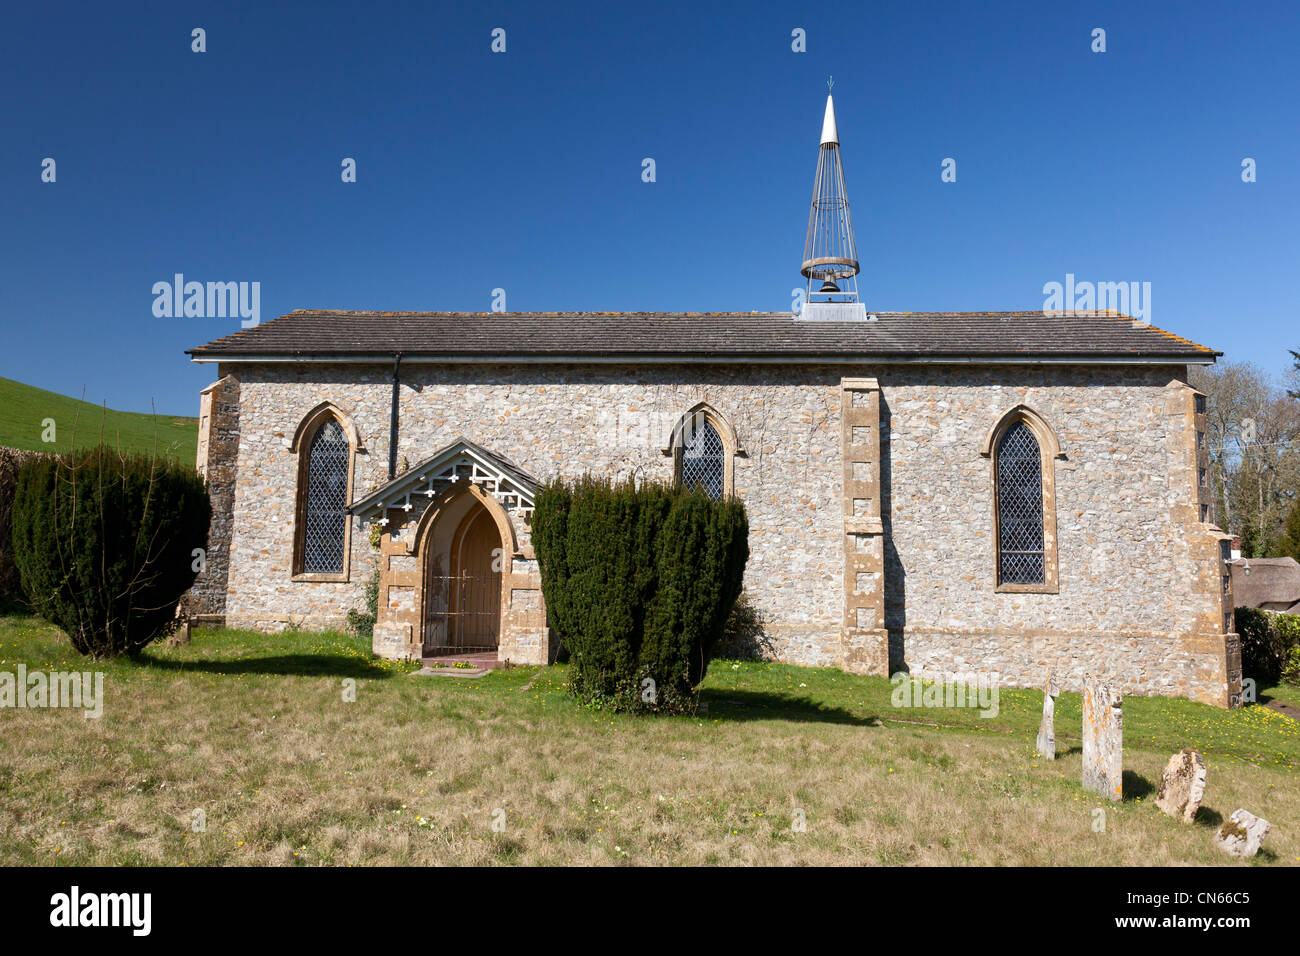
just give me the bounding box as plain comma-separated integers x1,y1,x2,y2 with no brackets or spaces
445,504,502,652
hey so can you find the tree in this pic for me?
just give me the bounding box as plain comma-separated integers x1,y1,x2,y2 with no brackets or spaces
532,475,748,713
1190,361,1300,557
11,447,211,657
1281,499,1300,564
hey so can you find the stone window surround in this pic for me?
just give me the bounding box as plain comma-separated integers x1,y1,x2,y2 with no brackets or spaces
662,401,745,497
980,404,1063,594
289,401,361,583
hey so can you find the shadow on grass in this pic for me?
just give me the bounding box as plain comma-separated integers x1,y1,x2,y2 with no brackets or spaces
135,653,405,680
699,688,877,726
1122,770,1155,802
1194,806,1225,828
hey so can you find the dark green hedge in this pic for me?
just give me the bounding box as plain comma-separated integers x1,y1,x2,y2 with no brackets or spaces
0,447,53,602
11,447,210,657
532,476,748,713
1235,606,1300,686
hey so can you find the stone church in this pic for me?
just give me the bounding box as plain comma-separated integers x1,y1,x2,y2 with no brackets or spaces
185,96,1241,707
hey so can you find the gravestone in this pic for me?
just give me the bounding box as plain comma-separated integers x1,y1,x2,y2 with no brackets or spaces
1035,669,1061,759
1155,748,1207,823
1215,809,1271,858
1081,675,1123,801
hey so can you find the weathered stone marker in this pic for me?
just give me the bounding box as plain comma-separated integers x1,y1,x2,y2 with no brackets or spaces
1155,748,1207,823
1035,669,1061,760
1215,809,1271,858
1081,675,1123,801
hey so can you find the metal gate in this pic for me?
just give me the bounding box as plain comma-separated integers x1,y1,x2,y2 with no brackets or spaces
423,570,501,655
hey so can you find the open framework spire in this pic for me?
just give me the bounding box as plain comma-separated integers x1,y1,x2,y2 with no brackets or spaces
799,81,869,321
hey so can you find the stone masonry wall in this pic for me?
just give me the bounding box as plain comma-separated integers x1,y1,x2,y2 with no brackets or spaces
878,365,1235,706
183,374,240,623
207,358,1234,704
217,362,845,650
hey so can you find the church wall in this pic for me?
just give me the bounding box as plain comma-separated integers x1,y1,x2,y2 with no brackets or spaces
877,365,1236,707
183,374,241,624
218,362,846,656
218,363,388,631
211,358,1235,704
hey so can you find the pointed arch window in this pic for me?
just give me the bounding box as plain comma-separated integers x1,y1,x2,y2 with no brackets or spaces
681,418,725,499
292,404,358,581
996,423,1045,584
983,406,1060,593
668,406,739,500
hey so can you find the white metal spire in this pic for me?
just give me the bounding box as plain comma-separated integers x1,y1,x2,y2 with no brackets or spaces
799,82,869,320
820,94,839,146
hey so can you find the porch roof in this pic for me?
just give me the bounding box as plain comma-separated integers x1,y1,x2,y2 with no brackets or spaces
348,437,539,522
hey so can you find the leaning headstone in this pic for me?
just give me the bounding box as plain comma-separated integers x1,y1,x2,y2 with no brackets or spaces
1081,675,1123,801
1155,748,1207,823
1215,809,1271,858
1035,669,1061,759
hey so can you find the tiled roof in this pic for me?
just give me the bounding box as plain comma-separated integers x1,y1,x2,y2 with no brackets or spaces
188,310,1219,362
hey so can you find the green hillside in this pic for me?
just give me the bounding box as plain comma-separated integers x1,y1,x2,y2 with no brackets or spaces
0,377,198,463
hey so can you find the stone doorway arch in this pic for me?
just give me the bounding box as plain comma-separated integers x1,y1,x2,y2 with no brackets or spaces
353,437,551,665
421,488,505,655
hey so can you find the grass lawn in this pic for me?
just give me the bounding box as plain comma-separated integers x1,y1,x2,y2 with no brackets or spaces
1262,683,1300,710
0,377,197,463
0,613,1297,866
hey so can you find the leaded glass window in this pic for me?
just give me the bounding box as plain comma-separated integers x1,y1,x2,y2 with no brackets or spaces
996,421,1045,585
680,417,725,500
301,418,349,573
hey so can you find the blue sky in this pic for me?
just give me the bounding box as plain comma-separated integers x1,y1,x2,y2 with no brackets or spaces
2,0,1297,415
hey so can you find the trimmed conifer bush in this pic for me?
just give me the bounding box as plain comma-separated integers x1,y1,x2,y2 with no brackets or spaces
11,447,211,658
714,591,773,660
532,475,747,713
0,447,53,603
